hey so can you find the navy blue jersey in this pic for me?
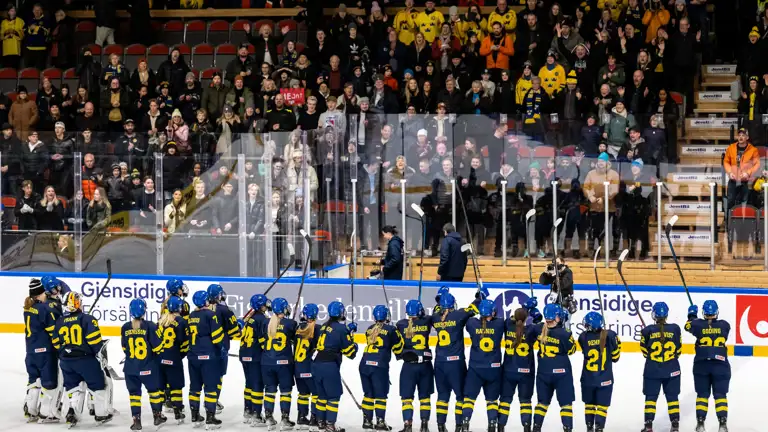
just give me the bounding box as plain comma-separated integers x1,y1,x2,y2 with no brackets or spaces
313,320,358,362
534,323,576,375
294,321,318,375
396,317,433,361
24,301,57,355
52,312,104,358
361,323,404,369
261,317,298,366
46,298,63,319
240,312,268,362
430,304,478,362
213,302,241,349
685,318,730,364
640,323,682,379
467,317,505,368
161,296,191,318
578,330,621,386
188,307,224,358
158,315,190,365
121,320,164,375
503,320,538,374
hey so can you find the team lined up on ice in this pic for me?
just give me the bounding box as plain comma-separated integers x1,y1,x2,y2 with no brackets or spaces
22,277,731,432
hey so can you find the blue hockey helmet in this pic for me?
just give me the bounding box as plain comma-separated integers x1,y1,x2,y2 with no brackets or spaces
372,305,390,322
435,286,450,302
702,300,719,317
478,299,495,317
302,303,319,320
166,278,188,296
328,301,346,318
166,296,184,313
271,298,291,316
40,276,61,295
250,294,269,311
652,302,669,321
207,284,224,303
439,292,456,310
583,311,604,331
405,300,424,318
543,303,562,321
192,290,209,308
129,298,147,319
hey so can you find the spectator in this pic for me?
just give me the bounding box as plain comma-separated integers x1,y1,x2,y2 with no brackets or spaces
265,94,296,132
286,150,318,201
86,186,111,230
225,75,254,118
0,123,22,196
432,23,461,72
551,20,584,71
380,225,404,280
738,76,768,147
127,0,151,46
24,4,49,71
139,99,168,137
723,128,760,209
487,0,517,36
105,163,128,212
39,102,69,133
580,114,602,155
394,0,418,45
245,22,289,67
339,22,366,69
667,18,700,115
554,70,587,147
157,47,191,97
50,8,74,69
37,185,65,231
583,152,619,256
415,0,443,44
597,53,625,92
480,22,515,80
226,43,256,88
515,61,534,108
642,0,670,44
177,72,201,126
201,72,228,121
116,119,147,172
515,13,548,72
437,223,467,282
130,59,157,97
1,5,24,69
521,76,550,143
15,180,39,230
37,77,60,122
77,48,102,104
213,181,238,235
215,105,241,157
244,183,264,236
100,77,130,132
407,32,432,78
308,29,333,67
621,70,651,129
49,121,74,197
9,86,39,141
166,110,190,154
164,188,187,234
132,176,156,224
462,80,492,114
604,99,636,157
94,0,116,46
538,50,566,96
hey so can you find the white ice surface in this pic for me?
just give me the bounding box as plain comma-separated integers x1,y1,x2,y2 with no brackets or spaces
3,333,765,432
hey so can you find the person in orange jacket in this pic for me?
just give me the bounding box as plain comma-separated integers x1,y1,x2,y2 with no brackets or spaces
479,22,514,82
723,128,761,209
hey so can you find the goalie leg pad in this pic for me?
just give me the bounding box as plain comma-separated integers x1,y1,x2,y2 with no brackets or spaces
65,386,86,421
25,378,42,417
91,389,110,418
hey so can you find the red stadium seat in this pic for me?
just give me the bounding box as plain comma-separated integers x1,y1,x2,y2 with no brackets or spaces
74,21,96,53
17,68,40,92
41,68,62,88
296,43,305,53
253,19,274,34
176,44,191,57
185,20,207,46
123,44,147,69
6,92,16,101
207,20,230,46
147,43,170,72
162,20,184,46
230,19,251,46
86,43,102,58
729,204,759,254
276,19,298,41
103,44,123,59
62,68,77,92
214,44,237,69
192,44,214,69
0,68,17,93
533,146,556,159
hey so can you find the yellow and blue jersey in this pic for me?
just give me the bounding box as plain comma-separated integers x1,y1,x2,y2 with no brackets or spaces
396,317,433,361
188,307,224,358
161,296,191,319
294,321,317,376
24,301,57,355
685,318,730,365
313,321,358,362
240,312,268,363
577,330,621,387
213,302,241,350
52,312,104,358
503,321,538,374
47,298,63,320
534,324,576,375
430,303,478,363
640,323,682,379
467,317,505,369
414,10,444,43
261,318,298,366
361,323,405,370
158,315,189,366
121,320,164,375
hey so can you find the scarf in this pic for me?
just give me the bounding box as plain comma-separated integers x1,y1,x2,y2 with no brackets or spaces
524,89,542,124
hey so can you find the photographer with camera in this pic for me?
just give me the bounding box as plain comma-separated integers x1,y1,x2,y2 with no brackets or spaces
539,256,577,324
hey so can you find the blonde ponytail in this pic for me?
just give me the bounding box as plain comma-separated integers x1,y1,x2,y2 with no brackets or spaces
268,314,282,339
24,296,35,309
158,311,177,328
296,320,316,339
368,322,384,345
441,308,449,322
405,317,416,339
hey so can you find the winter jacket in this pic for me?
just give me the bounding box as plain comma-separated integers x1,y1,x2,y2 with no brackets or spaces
605,108,636,155
37,199,65,231
202,83,229,120
724,141,761,180
479,34,515,71
382,235,404,280
95,0,117,28
157,54,192,96
14,193,40,230
583,166,620,212
247,31,284,67
9,98,39,141
1,17,24,57
438,231,467,279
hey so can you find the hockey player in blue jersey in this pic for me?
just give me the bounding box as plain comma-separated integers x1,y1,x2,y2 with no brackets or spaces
462,299,506,432
430,292,480,432
311,301,358,432
640,302,683,432
40,275,70,318
685,300,731,432
261,297,298,430
532,303,576,432
23,278,60,423
396,300,435,432
241,294,270,427
164,278,191,317
294,303,319,430
207,284,241,414
157,295,190,423
52,291,113,427
360,305,404,431
121,298,167,431
188,290,225,429
498,301,541,432
578,312,621,432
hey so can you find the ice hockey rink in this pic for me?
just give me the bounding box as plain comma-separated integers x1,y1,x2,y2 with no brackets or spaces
2,333,766,432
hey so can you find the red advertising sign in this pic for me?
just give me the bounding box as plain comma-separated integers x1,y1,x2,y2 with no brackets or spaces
280,88,305,106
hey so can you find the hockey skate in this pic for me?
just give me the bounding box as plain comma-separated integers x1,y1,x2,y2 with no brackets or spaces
398,420,413,432
205,410,222,430
460,418,470,432
131,415,142,431
296,414,310,430
695,418,706,432
216,402,224,414
718,417,729,432
586,423,594,432
251,413,267,428
280,412,296,430
487,420,497,432
531,425,542,432
437,423,448,432
265,413,278,431
522,423,531,432
174,407,186,425
244,408,254,424
640,420,653,432
325,422,345,432
363,417,375,430
164,399,174,413
154,410,168,429
375,418,392,431
94,413,113,425
65,408,78,429
419,421,429,432
308,414,319,432
191,409,205,428
670,420,679,432
38,415,61,424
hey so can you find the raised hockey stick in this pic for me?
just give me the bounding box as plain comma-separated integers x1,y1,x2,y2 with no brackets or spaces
525,209,536,297
87,259,112,315
617,249,646,328
593,246,605,321
291,230,312,320
551,218,564,305
411,203,426,301
664,215,693,306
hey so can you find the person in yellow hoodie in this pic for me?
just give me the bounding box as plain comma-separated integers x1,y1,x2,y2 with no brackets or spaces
487,0,517,40
537,50,566,97
1,5,24,69
598,0,627,21
455,3,488,44
414,0,444,43
394,0,419,45
515,61,534,106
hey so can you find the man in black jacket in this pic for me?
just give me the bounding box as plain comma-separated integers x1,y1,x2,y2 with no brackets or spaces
0,123,22,197
244,22,289,67
115,119,147,173
437,223,467,282
380,225,404,280
265,94,296,132
94,0,116,46
668,18,701,116
157,48,191,98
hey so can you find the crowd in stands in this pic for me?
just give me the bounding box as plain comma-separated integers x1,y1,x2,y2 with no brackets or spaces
0,0,766,265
